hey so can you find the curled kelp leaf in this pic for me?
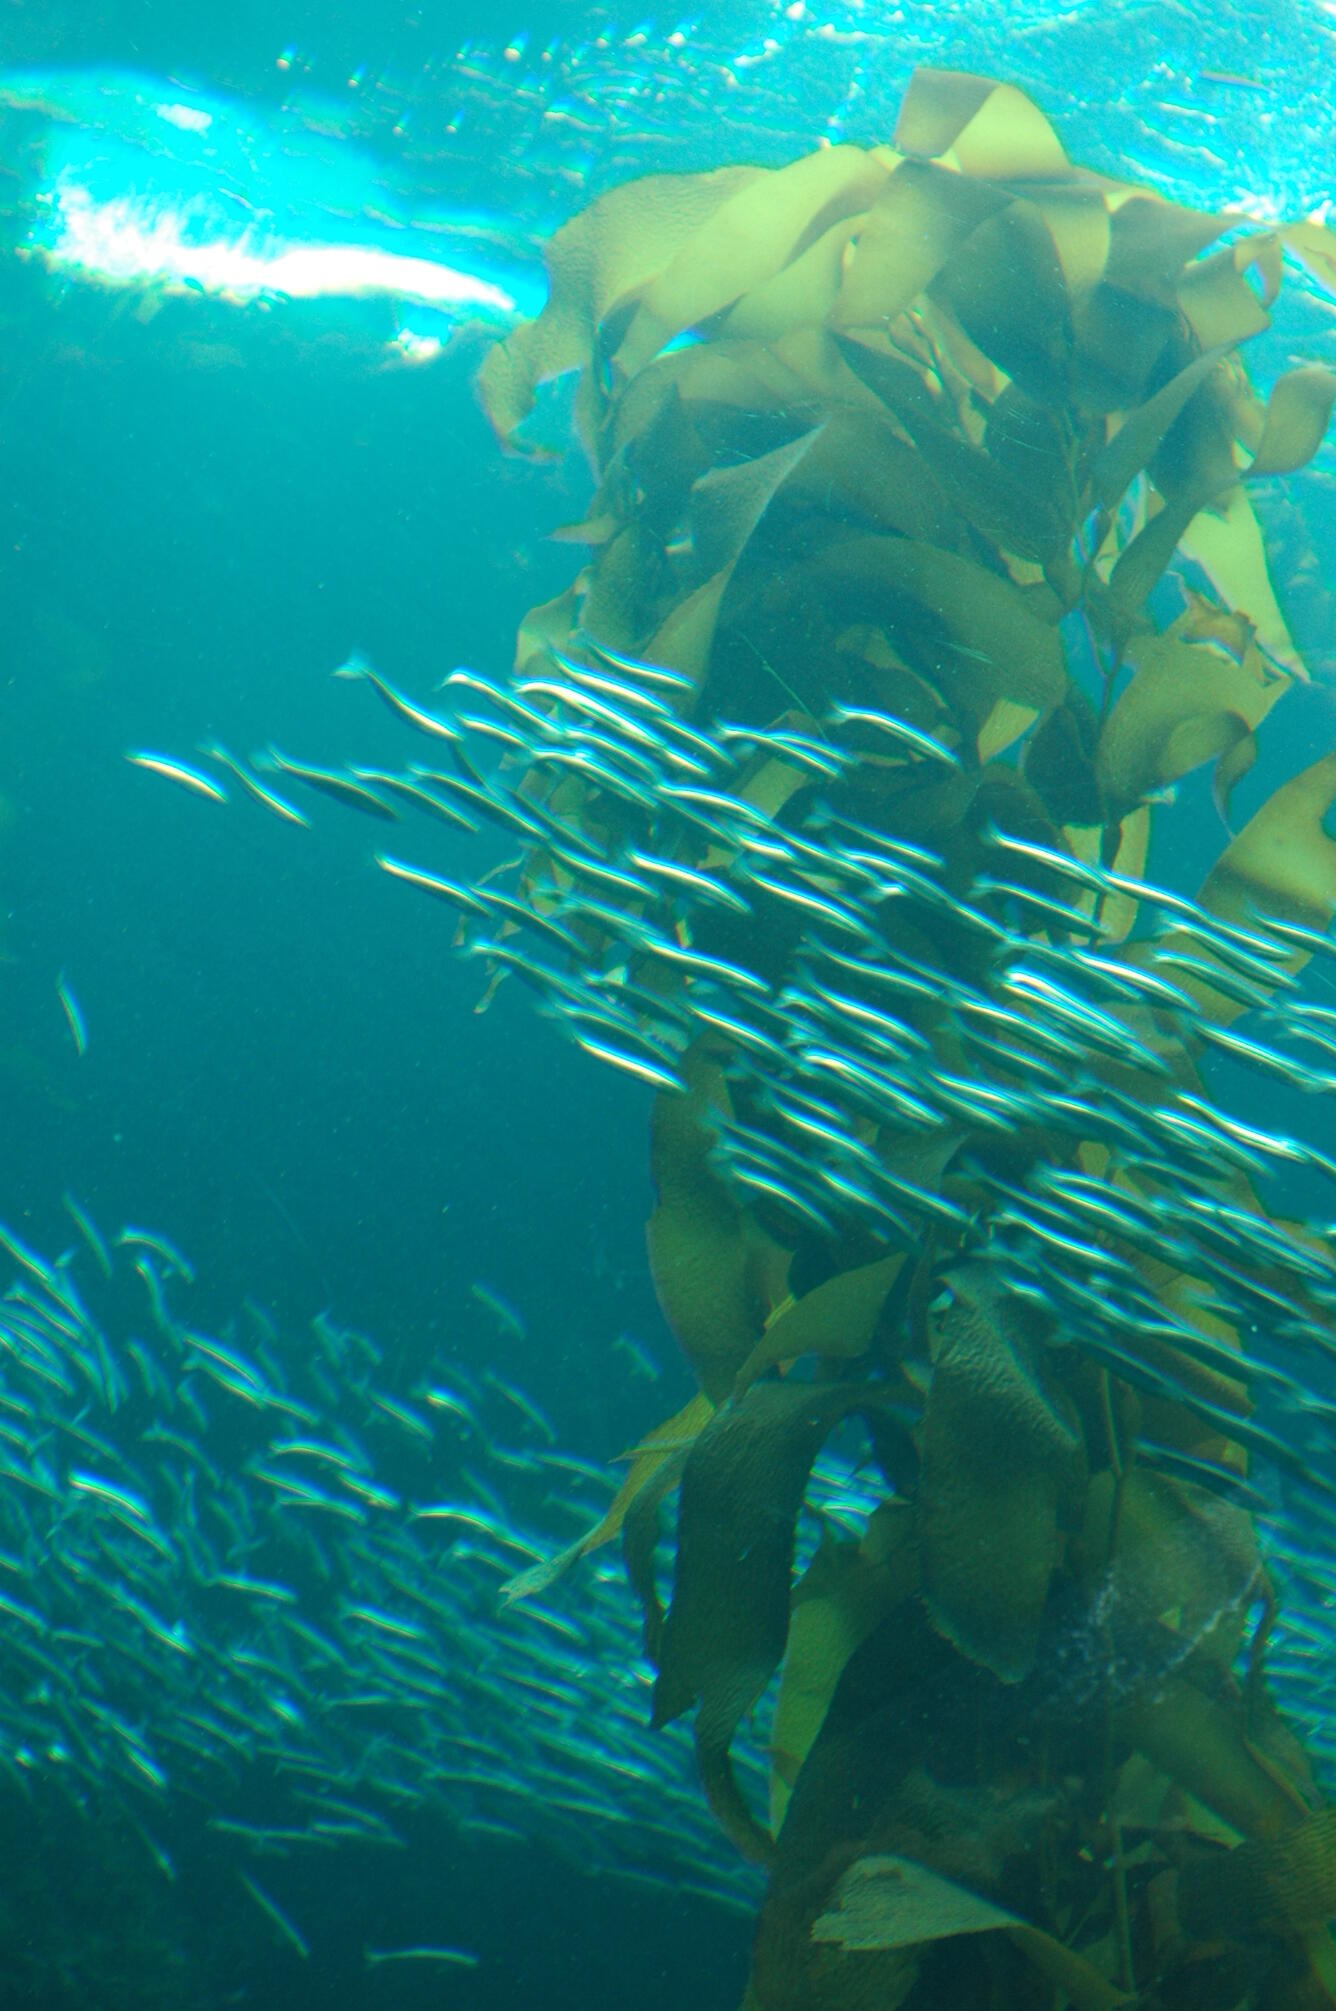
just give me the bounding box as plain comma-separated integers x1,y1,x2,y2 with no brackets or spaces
780,410,964,547
892,69,1074,180
881,384,1072,563
722,214,866,343
1246,364,1336,478
831,162,1009,333
1282,219,1336,295
620,424,828,694
478,165,760,446
1089,347,1228,517
653,1380,879,1860
813,1851,1020,1952
1073,254,1194,416
1095,622,1288,820
1023,700,1102,827
935,198,1081,407
919,1265,1084,1682
1176,241,1272,351
689,428,822,583
614,146,890,377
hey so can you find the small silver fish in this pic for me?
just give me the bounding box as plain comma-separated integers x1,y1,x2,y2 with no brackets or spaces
124,749,228,802
258,748,397,820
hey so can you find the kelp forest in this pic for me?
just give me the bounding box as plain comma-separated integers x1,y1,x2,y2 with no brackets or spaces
442,65,1336,2011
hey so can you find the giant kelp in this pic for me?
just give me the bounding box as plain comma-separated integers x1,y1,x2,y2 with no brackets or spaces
471,65,1336,2009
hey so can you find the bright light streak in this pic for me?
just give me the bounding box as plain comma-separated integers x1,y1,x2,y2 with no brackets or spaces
155,101,212,134
43,176,519,317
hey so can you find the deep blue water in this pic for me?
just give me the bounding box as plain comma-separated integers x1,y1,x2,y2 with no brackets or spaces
0,13,734,2004
0,266,743,1998
2,0,1336,2005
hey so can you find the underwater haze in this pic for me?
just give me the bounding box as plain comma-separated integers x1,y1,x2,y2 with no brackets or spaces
3,1,1336,2008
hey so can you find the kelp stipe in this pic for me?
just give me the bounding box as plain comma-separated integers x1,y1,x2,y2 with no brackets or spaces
478,66,1336,2009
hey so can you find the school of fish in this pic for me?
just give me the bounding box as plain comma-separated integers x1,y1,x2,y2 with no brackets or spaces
121,625,1336,1809
0,1202,809,1943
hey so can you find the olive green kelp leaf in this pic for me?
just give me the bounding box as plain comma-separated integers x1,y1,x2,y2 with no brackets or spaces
1073,264,1192,418
613,429,825,694
1119,1665,1314,1843
780,411,966,547
1097,482,1224,653
689,427,822,582
934,197,1077,407
646,1047,792,1402
1076,1465,1262,1673
723,213,864,342
813,1856,1132,2011
883,389,1072,562
499,1388,714,1604
813,1851,1020,1951
919,1265,1085,1682
653,1379,877,1860
770,1507,919,1836
733,1251,906,1395
1023,699,1102,827
1177,1804,1336,1939
1175,241,1272,351
621,1429,697,1670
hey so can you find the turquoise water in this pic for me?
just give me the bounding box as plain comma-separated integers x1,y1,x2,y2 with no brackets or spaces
1,5,1336,2006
